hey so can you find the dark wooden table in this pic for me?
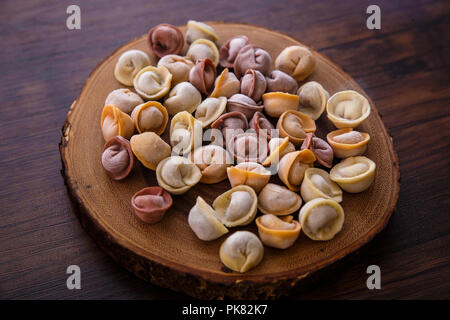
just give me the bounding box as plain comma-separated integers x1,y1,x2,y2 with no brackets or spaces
1,0,449,299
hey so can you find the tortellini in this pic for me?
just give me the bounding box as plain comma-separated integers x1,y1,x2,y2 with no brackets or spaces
256,214,301,249
131,186,173,224
326,128,370,159
133,65,172,100
188,196,228,241
301,168,343,203
101,136,134,180
326,90,371,128
210,68,240,98
227,93,263,120
194,97,227,128
130,132,171,170
147,23,184,58
278,150,316,191
301,133,334,168
213,185,257,227
258,183,302,216
189,58,217,95
263,92,299,118
211,111,248,146
275,45,316,81
219,231,264,273
170,111,202,156
277,110,316,145
186,39,219,67
156,156,202,195
100,104,135,141
191,144,232,184
164,81,202,115
297,81,329,120
157,55,194,86
262,137,295,167
219,35,249,68
131,101,168,135
186,20,219,45
329,156,376,193
226,162,271,193
249,111,274,141
105,88,144,114
265,70,298,94
299,198,344,241
228,132,268,164
240,69,267,102
233,45,272,78
114,49,150,86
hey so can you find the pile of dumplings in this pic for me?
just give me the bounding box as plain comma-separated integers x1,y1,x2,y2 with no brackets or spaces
100,21,376,274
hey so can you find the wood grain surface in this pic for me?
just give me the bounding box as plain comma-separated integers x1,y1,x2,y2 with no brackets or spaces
1,0,449,299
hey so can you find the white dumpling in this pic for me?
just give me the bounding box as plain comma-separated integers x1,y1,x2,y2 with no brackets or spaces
188,196,228,241
219,231,264,273
114,50,150,86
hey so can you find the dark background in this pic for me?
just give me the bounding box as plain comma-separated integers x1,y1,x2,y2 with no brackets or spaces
0,0,449,299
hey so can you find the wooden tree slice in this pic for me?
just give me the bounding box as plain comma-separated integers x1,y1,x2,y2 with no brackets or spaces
59,22,400,299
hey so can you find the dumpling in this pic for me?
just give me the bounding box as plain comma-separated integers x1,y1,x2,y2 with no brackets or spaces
329,156,376,193
105,88,144,114
326,90,371,128
190,144,232,184
301,133,334,168
240,69,267,102
301,168,343,202
188,196,228,241
233,45,272,78
189,58,217,95
131,187,172,224
219,35,249,68
156,156,202,195
170,111,202,156
226,162,271,193
219,231,264,273
114,49,150,86
164,81,202,115
186,39,219,67
265,70,298,94
258,183,302,215
275,46,316,81
210,111,248,146
101,136,134,180
256,214,301,249
278,149,316,191
185,20,218,45
130,101,168,135
133,65,172,100
226,94,263,120
249,111,274,140
130,132,171,170
100,104,135,141
297,81,329,120
210,68,240,98
147,23,184,58
213,185,258,227
194,97,227,128
157,55,194,86
299,198,344,241
262,137,295,167
326,128,370,159
263,92,299,118
277,110,316,145
228,132,268,164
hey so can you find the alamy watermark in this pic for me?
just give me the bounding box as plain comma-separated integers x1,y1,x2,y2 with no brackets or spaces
66,265,81,289
66,5,81,30
366,5,381,30
366,265,381,289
